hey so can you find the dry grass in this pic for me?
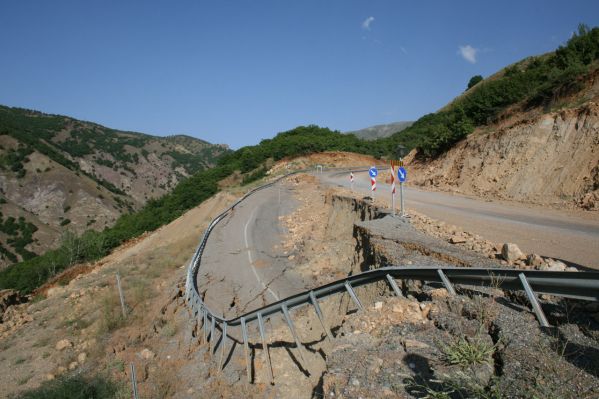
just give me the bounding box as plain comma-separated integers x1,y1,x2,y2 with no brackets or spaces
97,290,126,335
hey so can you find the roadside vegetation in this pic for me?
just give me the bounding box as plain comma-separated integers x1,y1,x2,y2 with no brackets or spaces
1,24,597,295
14,374,127,399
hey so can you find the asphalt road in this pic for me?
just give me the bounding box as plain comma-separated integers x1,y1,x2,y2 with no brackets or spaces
321,170,599,270
197,182,309,318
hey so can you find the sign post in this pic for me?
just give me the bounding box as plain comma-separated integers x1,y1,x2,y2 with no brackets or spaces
368,166,378,202
395,146,408,217
390,164,396,215
397,165,407,216
350,172,354,191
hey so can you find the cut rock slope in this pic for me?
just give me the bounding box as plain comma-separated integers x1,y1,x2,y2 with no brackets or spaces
408,102,599,210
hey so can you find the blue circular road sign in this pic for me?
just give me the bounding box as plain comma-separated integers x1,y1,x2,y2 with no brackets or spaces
397,167,407,182
369,167,378,178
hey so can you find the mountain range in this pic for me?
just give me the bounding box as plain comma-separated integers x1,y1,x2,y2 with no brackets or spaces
0,106,228,267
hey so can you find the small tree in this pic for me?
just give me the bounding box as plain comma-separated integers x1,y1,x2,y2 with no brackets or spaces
467,75,483,90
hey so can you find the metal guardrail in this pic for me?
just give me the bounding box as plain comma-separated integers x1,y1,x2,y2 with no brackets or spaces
184,168,599,383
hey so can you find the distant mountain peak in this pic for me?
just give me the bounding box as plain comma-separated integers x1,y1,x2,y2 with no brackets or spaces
344,121,414,140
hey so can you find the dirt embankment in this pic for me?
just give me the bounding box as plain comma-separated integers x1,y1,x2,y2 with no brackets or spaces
268,151,381,175
407,102,599,210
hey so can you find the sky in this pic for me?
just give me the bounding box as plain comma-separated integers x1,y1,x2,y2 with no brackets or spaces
1,1,598,148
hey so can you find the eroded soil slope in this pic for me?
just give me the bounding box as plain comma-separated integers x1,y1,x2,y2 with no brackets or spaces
407,101,599,210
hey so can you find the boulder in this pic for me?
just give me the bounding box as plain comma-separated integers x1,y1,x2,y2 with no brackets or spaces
502,243,524,262
402,339,430,350
526,254,544,267
140,348,155,360
55,339,73,351
449,234,467,244
539,258,567,271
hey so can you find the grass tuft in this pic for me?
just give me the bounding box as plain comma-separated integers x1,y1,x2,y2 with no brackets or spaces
440,336,495,367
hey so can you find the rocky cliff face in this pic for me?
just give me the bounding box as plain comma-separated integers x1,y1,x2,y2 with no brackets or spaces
408,102,599,210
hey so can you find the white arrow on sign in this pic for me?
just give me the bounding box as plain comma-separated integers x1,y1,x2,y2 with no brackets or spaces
398,169,405,179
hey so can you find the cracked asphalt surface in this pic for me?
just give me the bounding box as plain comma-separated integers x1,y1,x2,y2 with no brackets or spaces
197,181,309,318
322,169,599,269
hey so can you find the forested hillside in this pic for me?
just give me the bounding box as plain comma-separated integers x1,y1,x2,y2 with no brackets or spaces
0,107,228,266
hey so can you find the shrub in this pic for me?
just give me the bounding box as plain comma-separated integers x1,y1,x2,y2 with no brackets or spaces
467,75,483,90
16,374,127,399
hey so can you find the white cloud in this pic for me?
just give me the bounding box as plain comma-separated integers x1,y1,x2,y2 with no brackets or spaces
459,45,478,63
362,16,375,30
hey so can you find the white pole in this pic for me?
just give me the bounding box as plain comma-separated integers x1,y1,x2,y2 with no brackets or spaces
116,273,127,318
372,178,375,203
400,182,404,217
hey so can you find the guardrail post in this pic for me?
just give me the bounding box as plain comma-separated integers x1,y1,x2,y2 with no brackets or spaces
241,317,252,383
218,322,227,372
386,274,403,297
209,316,216,357
115,273,127,318
202,309,208,344
309,291,333,341
437,269,456,296
282,303,308,368
344,281,363,310
518,273,550,327
257,312,275,384
130,363,139,399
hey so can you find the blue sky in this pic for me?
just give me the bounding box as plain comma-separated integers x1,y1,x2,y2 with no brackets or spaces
1,1,598,148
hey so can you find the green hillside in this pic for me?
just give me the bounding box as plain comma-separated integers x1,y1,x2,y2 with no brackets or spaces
379,24,599,157
0,106,229,266
0,107,226,182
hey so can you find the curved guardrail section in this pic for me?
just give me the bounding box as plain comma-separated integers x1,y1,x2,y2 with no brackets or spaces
184,168,599,384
